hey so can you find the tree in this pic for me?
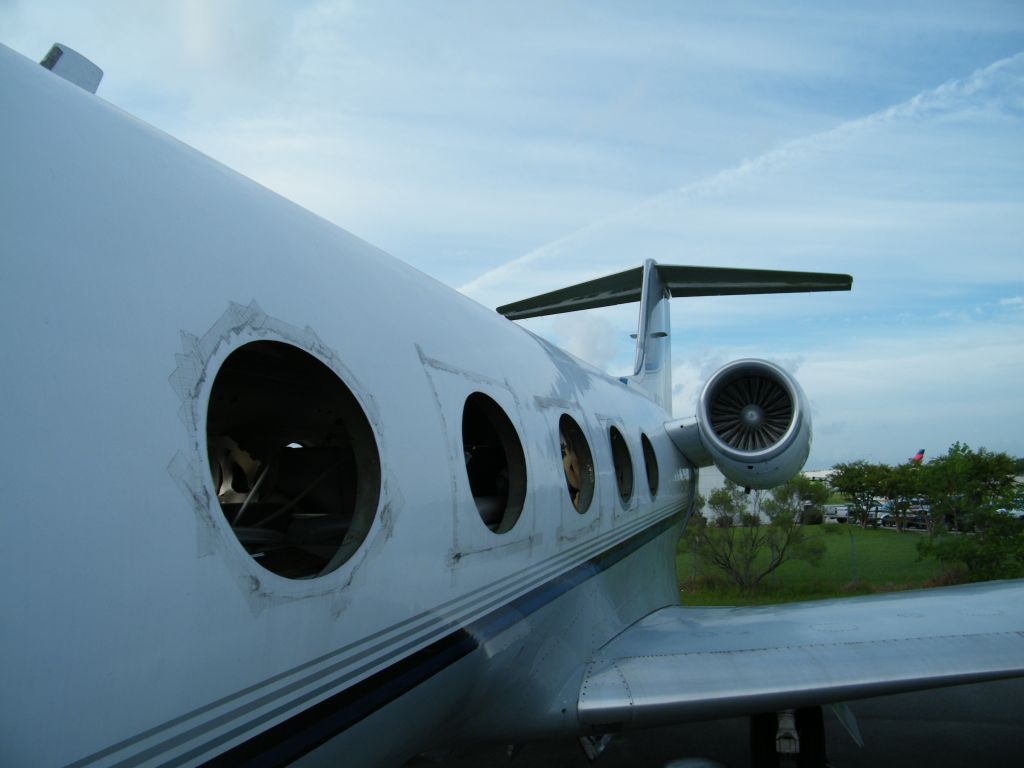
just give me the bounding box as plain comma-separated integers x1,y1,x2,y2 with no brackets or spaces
879,461,924,533
830,461,888,527
917,443,1024,580
921,442,1018,533
684,478,824,590
785,474,829,524
918,510,1024,581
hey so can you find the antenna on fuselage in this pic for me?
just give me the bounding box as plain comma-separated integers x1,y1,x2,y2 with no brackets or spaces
40,43,103,94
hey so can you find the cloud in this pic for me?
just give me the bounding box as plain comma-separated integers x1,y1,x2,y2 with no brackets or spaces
798,323,1024,465
670,353,730,417
3,3,1020,467
551,314,623,373
459,50,1024,306
449,43,1024,470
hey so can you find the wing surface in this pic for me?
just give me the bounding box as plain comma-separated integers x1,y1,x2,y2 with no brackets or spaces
579,580,1024,731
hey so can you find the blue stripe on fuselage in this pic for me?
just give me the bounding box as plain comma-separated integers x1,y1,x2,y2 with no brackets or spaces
201,509,683,767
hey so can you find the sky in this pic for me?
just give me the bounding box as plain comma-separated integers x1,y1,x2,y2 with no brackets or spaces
3,1,1022,469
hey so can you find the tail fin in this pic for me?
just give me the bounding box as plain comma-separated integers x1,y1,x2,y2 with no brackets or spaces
496,262,852,414
630,260,672,410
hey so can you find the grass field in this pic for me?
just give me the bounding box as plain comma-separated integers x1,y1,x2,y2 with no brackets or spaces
676,524,957,606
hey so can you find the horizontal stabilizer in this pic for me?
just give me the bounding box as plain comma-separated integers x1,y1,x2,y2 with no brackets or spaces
497,266,645,319
496,264,852,320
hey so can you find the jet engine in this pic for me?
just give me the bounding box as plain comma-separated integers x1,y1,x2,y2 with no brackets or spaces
667,359,811,489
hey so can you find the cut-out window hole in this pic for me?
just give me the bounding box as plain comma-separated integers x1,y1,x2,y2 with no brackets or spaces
609,426,634,505
206,341,381,579
560,414,595,514
641,433,659,499
462,392,527,534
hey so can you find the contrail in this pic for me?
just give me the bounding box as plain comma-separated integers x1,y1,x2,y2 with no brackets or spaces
460,51,1023,299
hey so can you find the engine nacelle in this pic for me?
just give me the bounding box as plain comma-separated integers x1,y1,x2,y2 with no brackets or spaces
667,359,811,489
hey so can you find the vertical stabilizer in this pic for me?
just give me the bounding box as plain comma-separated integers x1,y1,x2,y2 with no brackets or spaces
628,260,672,413
496,261,851,416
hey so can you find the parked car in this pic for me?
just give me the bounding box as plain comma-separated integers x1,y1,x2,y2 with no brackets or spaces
823,505,848,524
906,513,928,530
996,508,1024,520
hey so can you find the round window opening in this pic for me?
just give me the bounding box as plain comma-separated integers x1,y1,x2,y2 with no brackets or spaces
641,432,659,499
461,392,527,533
559,414,595,514
609,426,634,505
206,341,381,579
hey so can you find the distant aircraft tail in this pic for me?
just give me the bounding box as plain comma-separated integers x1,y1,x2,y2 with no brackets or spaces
912,449,926,464
496,260,852,413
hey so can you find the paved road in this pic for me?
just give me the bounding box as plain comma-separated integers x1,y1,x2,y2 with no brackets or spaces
406,677,1024,767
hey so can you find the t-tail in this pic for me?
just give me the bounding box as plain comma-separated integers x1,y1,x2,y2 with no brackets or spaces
498,259,852,487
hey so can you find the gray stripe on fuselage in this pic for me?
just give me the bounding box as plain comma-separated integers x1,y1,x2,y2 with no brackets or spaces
67,503,684,767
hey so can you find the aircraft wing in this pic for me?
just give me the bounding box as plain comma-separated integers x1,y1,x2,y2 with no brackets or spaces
578,580,1024,731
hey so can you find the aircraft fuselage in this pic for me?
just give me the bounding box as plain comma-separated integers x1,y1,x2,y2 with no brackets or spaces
0,43,692,767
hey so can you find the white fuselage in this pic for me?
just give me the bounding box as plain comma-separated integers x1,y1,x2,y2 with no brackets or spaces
0,44,693,767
